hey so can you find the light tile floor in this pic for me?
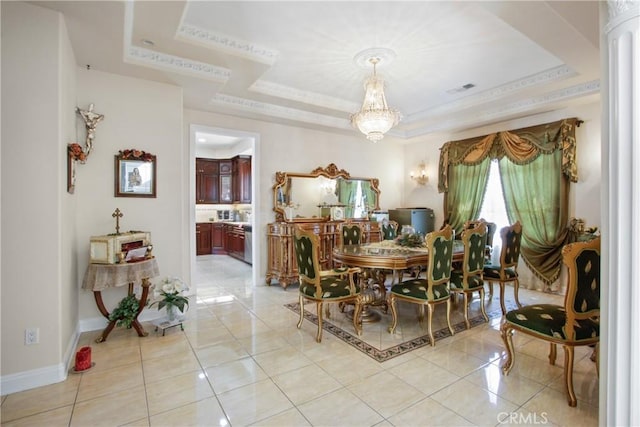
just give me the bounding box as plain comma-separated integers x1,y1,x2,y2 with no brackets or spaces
1,255,600,426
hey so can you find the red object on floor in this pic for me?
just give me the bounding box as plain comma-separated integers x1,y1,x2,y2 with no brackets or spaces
75,346,92,371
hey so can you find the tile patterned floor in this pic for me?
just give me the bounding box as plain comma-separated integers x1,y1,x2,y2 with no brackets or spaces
1,255,600,426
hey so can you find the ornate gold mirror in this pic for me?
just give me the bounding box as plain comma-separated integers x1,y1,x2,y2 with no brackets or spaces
273,163,380,222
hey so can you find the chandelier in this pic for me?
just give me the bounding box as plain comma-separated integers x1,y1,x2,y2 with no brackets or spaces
350,53,400,142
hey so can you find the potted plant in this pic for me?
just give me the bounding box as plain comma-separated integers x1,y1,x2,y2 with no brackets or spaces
108,294,140,328
148,277,189,321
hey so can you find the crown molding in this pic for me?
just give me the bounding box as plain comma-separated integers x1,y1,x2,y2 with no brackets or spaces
124,45,231,82
210,94,350,128
249,80,359,112
406,79,600,137
406,65,577,123
176,24,279,65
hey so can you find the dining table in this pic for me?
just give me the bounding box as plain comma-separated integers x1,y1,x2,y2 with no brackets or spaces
332,240,465,322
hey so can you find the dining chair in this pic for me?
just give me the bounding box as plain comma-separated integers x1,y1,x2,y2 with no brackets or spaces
380,220,399,240
388,225,455,346
450,221,489,329
483,221,523,314
462,218,497,288
293,226,363,342
339,221,362,246
500,237,600,407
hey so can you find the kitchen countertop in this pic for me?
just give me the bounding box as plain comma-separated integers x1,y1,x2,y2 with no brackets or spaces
197,221,251,229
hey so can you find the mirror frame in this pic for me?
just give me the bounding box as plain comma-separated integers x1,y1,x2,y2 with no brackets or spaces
272,163,380,222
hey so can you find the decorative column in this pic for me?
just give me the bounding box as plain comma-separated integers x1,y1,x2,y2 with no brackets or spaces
601,1,639,425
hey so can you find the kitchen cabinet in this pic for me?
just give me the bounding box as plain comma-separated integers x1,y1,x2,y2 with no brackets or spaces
232,155,252,203
196,222,212,255
225,224,245,261
195,158,219,204
196,157,250,204
212,223,226,254
219,161,233,203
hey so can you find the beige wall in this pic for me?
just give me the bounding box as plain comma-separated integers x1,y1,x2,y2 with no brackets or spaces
74,70,186,327
1,1,77,387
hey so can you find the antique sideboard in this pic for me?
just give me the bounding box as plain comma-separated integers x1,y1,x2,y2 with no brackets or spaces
266,220,381,289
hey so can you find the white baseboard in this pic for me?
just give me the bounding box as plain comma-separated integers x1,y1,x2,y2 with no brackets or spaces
2,312,163,395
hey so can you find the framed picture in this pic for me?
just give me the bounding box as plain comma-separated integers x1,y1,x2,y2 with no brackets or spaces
115,149,156,198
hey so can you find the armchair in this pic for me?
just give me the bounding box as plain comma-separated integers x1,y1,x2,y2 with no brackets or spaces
388,225,455,346
500,237,600,407
293,227,363,342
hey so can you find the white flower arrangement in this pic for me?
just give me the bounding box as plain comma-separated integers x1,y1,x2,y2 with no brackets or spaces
149,277,190,313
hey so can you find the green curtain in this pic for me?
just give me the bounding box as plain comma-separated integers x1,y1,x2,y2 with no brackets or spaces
437,118,580,289
445,158,490,236
500,152,569,288
338,180,357,218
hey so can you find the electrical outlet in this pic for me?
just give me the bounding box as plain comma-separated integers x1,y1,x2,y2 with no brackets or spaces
25,328,39,345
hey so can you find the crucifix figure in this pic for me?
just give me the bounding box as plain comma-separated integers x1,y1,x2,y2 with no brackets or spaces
112,208,123,235
76,103,104,157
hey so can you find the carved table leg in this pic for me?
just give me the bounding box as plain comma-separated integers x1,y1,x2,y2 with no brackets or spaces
131,280,150,337
94,291,117,343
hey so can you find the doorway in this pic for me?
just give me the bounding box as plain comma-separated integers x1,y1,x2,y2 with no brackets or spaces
189,124,260,291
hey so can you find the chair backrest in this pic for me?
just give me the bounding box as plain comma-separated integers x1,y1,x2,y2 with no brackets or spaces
381,220,399,240
460,222,487,286
562,236,600,341
425,224,454,298
485,221,497,247
293,227,321,294
498,221,522,269
462,218,496,247
339,222,362,246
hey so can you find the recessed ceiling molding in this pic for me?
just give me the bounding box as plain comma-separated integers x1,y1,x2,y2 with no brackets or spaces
125,45,231,82
406,65,577,123
406,79,600,137
250,80,359,112
176,24,279,65
210,94,350,128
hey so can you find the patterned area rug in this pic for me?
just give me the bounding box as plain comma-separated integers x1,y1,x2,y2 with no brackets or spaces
285,297,515,362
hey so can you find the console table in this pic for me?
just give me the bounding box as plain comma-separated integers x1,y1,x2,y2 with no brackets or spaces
82,258,159,342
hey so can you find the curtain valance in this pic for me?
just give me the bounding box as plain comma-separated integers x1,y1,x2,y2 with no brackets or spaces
438,118,580,193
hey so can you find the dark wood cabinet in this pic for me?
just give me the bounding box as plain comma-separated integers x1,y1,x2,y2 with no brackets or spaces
212,223,226,254
223,224,247,262
219,161,233,203
232,155,252,203
196,158,219,204
196,222,212,255
196,157,251,204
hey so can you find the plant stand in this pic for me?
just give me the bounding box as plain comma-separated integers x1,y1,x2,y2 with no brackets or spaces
151,316,184,336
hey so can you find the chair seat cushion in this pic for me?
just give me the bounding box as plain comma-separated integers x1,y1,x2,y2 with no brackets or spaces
505,304,599,342
300,277,360,299
450,271,483,290
390,279,450,302
483,265,518,280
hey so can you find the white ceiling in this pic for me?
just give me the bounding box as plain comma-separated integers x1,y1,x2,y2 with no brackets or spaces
33,1,601,144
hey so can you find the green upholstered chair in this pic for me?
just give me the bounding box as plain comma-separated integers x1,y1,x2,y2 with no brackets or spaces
380,220,399,241
388,225,455,346
450,222,489,329
339,222,362,246
500,237,600,407
293,227,363,342
483,221,523,314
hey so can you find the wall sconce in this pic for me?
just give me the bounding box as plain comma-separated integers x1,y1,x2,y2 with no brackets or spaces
410,161,429,185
